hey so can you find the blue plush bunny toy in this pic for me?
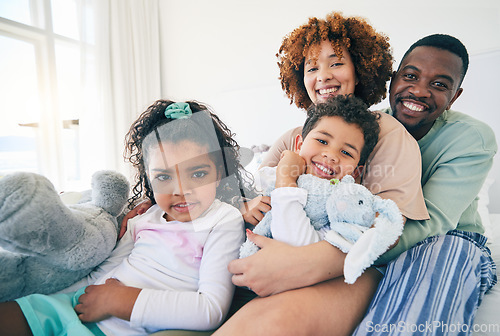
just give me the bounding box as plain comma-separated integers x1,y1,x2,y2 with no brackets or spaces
239,174,403,284
0,170,129,302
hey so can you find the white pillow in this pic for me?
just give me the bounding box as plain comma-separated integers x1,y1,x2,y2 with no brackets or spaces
478,178,494,241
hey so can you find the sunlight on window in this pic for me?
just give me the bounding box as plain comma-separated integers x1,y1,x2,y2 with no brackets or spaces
0,35,40,176
0,0,94,188
51,0,79,39
0,0,32,26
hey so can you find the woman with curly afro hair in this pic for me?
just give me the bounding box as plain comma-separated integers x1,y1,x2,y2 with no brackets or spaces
278,11,393,110
216,12,428,336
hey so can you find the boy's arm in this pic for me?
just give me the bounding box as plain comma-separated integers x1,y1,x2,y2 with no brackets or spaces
271,151,326,245
274,150,305,188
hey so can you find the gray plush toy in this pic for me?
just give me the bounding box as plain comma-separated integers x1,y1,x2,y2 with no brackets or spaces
0,170,129,302
239,173,403,284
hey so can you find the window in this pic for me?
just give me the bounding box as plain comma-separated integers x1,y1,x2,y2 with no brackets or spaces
0,0,95,190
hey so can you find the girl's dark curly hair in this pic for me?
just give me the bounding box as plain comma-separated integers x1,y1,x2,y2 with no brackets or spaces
302,94,380,166
277,11,393,109
124,99,255,209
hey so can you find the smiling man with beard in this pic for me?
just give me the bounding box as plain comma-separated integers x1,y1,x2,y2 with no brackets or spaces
353,34,498,335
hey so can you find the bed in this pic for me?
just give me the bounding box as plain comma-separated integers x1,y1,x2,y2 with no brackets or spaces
471,178,500,336
20,165,500,335
474,212,500,336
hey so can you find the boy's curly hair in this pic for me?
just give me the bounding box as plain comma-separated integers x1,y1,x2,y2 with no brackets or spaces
124,99,255,209
277,11,393,109
302,95,380,166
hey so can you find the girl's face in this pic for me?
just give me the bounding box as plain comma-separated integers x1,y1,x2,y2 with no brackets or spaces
147,140,219,222
303,40,358,104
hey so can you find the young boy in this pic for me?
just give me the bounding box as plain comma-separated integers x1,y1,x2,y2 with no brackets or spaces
250,94,380,246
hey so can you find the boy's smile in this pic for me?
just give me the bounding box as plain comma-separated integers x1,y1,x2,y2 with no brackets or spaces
295,116,364,180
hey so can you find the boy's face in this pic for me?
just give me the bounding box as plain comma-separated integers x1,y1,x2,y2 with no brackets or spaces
295,116,364,180
147,140,219,222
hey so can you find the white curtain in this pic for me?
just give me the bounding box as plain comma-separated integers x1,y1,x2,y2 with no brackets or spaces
79,0,163,182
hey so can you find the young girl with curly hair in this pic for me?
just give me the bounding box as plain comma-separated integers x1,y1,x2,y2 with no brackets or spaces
0,100,252,335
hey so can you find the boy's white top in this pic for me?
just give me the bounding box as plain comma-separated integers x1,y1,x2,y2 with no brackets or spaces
73,199,244,335
256,166,330,245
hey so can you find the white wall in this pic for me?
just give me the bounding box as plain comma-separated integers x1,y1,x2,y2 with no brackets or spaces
158,0,500,211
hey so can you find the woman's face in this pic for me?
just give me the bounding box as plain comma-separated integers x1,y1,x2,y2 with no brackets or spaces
303,40,358,104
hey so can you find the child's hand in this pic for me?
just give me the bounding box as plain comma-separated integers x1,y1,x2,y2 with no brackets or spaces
75,278,141,322
275,150,306,188
119,200,153,239
240,196,271,226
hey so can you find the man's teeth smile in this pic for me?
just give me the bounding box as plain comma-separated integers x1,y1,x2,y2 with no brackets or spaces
315,162,333,175
318,87,338,95
402,101,425,112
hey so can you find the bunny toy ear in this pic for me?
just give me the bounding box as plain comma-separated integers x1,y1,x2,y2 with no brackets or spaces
373,197,404,225
341,175,355,184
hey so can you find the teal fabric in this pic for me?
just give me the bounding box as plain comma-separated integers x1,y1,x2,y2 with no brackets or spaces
378,109,497,264
16,287,105,336
164,102,192,119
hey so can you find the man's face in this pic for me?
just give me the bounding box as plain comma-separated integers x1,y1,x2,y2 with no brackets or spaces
389,46,463,140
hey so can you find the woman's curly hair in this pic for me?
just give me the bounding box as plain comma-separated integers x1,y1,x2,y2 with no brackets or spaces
277,11,393,109
124,99,255,209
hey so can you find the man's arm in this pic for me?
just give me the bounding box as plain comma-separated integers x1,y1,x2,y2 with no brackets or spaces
378,121,497,263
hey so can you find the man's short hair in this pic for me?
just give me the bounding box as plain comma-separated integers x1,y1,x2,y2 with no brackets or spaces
400,34,469,86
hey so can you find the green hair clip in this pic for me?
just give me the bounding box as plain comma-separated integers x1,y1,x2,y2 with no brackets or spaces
165,102,192,119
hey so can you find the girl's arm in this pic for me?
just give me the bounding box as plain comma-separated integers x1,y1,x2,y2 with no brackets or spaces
132,207,244,331
78,206,244,331
75,278,140,322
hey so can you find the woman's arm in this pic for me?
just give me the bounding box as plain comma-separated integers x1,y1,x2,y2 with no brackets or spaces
259,127,302,168
230,230,346,297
